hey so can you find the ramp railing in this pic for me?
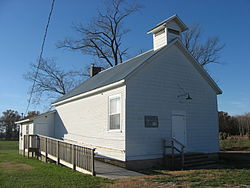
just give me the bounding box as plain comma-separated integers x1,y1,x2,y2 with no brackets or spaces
23,134,95,176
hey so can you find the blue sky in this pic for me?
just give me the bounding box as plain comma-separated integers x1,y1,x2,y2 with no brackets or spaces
0,0,249,116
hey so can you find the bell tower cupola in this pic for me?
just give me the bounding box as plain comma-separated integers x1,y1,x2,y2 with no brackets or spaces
147,15,188,51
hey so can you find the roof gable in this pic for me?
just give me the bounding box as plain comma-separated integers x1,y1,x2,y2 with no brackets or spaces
125,39,222,95
174,40,222,94
53,39,222,106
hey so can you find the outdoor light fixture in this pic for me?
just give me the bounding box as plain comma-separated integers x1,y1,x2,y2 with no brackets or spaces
186,93,192,100
177,92,192,100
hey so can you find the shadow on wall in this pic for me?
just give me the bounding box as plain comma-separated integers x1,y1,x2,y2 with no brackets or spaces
54,112,68,139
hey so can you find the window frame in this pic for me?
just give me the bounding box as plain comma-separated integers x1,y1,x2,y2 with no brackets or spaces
108,94,122,132
144,115,159,128
26,124,29,135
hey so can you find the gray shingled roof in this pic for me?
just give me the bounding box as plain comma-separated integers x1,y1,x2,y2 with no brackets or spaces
53,49,157,104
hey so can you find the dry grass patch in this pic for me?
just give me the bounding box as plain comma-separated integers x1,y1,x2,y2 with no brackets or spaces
0,162,34,172
220,136,250,151
103,169,250,187
146,169,250,187
103,176,168,188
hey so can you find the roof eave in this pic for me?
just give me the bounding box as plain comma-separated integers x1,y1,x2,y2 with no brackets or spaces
52,79,125,106
147,15,188,34
15,118,33,124
15,110,57,124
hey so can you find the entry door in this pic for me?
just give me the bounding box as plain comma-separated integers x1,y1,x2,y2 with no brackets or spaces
172,111,186,148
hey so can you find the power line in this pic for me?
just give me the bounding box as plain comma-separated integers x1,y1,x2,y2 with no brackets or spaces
25,0,56,115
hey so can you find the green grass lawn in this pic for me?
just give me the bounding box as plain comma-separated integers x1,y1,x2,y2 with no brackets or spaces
220,138,250,151
145,169,250,187
1,141,250,188
0,141,109,188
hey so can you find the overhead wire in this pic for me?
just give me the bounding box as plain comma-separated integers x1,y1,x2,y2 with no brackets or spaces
25,0,56,115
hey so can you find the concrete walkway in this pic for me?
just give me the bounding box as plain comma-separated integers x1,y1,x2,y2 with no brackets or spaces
95,160,145,179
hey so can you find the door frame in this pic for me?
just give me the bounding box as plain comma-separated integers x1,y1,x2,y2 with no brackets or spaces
171,110,187,147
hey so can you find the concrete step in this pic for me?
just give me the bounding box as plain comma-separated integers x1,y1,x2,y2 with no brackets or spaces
185,154,208,160
184,157,211,164
184,160,217,168
164,153,218,170
166,153,210,159
183,153,218,169
185,162,218,170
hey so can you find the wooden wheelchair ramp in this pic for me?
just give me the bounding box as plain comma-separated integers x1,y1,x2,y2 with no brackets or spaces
23,134,95,175
22,134,145,179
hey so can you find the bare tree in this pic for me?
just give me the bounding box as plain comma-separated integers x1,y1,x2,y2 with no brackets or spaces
181,24,225,66
24,111,40,119
219,111,250,137
57,0,141,67
24,58,86,104
219,111,239,138
235,113,250,136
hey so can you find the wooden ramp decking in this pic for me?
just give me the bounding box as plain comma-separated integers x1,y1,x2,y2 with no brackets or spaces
95,160,145,179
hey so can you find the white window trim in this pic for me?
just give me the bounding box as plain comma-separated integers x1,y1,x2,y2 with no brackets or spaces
26,124,29,135
108,94,122,132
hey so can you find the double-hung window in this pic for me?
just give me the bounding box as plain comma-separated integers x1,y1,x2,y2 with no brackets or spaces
109,95,121,130
26,125,29,135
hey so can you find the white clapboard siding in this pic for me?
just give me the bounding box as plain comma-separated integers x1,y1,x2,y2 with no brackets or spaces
153,20,182,51
55,86,126,161
125,43,219,161
34,113,55,137
153,30,167,50
54,112,67,139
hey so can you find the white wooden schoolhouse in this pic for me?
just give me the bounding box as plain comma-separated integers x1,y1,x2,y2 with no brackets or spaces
18,15,222,169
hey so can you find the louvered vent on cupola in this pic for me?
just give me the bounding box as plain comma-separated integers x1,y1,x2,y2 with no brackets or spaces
147,15,188,51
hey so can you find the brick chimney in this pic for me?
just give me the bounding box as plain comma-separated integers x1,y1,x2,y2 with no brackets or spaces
89,65,103,77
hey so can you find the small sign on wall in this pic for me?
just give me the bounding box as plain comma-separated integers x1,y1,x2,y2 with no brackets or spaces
144,116,159,128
